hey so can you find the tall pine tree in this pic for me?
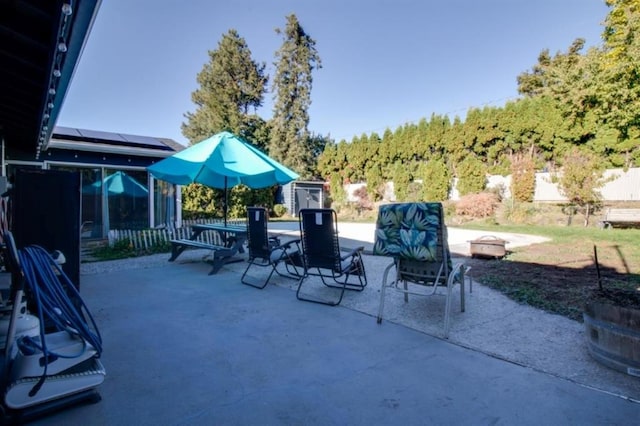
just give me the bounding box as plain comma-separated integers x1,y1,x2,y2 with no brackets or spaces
182,29,268,147
270,14,322,179
180,29,269,218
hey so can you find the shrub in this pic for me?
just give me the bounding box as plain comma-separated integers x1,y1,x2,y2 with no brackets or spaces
503,201,538,224
352,186,373,214
456,192,499,218
91,238,137,261
442,200,457,220
273,204,288,217
510,154,536,202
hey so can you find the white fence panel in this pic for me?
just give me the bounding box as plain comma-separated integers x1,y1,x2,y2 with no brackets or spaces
600,168,640,201
107,218,245,250
346,167,640,203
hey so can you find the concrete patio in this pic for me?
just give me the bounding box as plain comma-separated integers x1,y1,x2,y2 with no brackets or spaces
10,224,640,424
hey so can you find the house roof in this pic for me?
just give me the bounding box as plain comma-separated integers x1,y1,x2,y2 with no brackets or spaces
0,0,101,156
49,126,184,158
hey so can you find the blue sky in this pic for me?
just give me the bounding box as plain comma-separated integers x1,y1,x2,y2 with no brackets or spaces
58,0,609,146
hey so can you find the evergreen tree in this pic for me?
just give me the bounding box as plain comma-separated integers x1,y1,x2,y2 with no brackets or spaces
270,14,322,179
597,0,640,166
306,132,332,180
391,161,412,201
417,160,451,201
456,156,487,196
182,29,268,144
510,153,536,202
329,173,346,209
180,29,269,218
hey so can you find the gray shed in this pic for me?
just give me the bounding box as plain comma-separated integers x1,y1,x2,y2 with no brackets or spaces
281,181,325,216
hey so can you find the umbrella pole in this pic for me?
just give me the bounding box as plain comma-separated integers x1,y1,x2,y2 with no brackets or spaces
221,177,228,247
224,177,228,228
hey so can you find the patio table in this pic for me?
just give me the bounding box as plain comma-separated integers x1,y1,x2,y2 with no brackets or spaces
168,223,248,274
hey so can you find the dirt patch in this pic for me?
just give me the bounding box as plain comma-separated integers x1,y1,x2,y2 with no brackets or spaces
464,241,640,321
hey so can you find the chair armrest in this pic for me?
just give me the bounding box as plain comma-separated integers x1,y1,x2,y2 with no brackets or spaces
268,236,281,246
340,246,364,261
450,262,467,284
276,238,301,251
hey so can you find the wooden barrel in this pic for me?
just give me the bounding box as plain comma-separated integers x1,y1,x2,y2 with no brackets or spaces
583,302,640,377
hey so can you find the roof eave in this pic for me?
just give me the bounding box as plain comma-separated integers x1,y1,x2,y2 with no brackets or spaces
39,0,102,154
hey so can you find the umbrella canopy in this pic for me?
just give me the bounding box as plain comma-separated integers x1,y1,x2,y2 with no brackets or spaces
147,131,299,225
83,171,149,198
147,131,299,189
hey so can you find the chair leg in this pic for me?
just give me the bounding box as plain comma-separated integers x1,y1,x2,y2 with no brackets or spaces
315,253,368,292
460,267,465,313
377,261,396,324
278,259,303,279
318,270,366,292
241,259,275,289
460,276,465,313
356,254,368,286
453,263,466,312
272,249,304,280
296,271,346,306
443,274,455,339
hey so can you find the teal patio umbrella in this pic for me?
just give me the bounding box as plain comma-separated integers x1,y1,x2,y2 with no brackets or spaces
147,131,299,224
82,171,149,198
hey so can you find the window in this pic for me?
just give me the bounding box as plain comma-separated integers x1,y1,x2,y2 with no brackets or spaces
103,169,149,231
153,179,177,227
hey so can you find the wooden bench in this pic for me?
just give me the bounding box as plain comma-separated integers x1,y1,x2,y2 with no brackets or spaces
169,239,234,275
599,208,640,229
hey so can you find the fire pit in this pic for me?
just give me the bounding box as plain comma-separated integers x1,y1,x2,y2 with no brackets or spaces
469,235,507,259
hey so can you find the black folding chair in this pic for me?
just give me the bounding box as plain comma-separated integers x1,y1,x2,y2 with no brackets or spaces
296,208,367,306
241,207,302,289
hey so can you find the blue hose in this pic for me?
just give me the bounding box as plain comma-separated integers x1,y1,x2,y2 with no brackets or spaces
16,245,102,397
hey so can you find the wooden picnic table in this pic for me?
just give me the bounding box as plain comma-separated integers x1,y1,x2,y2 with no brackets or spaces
168,223,248,275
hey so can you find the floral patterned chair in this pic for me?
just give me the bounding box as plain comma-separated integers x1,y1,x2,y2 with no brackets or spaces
373,202,467,338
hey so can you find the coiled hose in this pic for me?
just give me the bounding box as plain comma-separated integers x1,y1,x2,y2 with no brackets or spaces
16,245,102,397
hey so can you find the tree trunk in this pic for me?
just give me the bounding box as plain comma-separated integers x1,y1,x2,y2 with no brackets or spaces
584,203,591,227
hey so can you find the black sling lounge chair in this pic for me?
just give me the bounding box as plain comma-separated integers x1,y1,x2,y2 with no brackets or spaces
295,208,367,306
241,207,302,289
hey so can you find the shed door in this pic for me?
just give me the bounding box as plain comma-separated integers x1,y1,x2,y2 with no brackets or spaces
295,187,321,213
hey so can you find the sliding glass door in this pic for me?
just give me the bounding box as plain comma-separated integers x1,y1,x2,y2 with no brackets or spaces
103,168,149,231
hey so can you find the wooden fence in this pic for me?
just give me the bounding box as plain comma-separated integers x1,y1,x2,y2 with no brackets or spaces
107,218,245,251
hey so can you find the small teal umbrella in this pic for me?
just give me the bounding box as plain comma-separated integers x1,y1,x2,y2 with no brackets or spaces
147,131,299,224
83,171,149,198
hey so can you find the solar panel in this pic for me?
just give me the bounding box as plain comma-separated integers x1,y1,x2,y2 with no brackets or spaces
53,126,83,137
120,133,168,148
52,126,175,151
78,129,128,143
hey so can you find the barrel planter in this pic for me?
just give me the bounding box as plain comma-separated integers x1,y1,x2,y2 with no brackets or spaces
584,301,640,377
